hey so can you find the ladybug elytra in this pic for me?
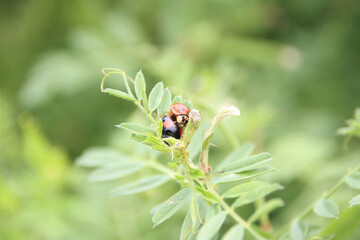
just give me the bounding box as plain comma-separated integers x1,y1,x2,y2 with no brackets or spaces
162,116,181,139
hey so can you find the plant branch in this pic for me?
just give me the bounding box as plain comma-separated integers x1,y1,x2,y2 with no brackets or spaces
205,183,266,240
144,159,176,179
279,163,360,237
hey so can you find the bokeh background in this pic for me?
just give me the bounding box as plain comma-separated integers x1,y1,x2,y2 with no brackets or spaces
1,0,359,239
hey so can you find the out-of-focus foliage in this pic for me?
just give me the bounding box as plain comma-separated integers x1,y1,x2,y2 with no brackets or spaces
0,0,360,239
337,108,360,142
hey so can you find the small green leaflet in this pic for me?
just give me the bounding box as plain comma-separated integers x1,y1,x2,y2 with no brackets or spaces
116,123,154,135
131,133,169,152
152,188,192,227
103,88,136,101
110,174,169,197
345,172,360,189
75,147,126,167
183,99,193,110
87,161,143,182
131,133,148,143
157,88,172,116
349,194,360,207
205,204,222,221
313,199,339,218
180,195,209,240
155,119,163,138
180,209,200,240
173,95,183,103
195,187,219,204
232,183,283,208
134,70,148,108
211,167,276,184
216,152,272,174
144,134,170,152
223,181,282,198
222,224,244,240
197,212,226,240
197,195,209,222
187,122,210,159
148,82,164,112
248,198,284,223
290,221,303,240
216,142,255,170
190,168,205,179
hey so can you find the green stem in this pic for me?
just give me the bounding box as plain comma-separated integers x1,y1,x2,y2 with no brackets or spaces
219,122,240,149
145,159,176,179
134,100,157,125
256,198,272,232
299,163,360,220
279,163,360,237
184,163,201,223
203,183,265,240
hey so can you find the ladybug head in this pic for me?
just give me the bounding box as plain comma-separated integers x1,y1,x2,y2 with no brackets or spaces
176,114,189,128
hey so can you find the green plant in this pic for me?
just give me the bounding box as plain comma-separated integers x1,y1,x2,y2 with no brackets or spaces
76,69,360,240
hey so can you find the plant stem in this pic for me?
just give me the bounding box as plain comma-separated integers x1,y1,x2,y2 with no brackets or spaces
205,183,266,240
134,100,157,125
184,163,201,224
299,163,360,220
145,159,176,179
279,163,360,237
256,198,273,232
219,122,240,149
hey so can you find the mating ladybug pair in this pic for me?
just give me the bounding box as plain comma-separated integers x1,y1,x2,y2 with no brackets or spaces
162,103,190,139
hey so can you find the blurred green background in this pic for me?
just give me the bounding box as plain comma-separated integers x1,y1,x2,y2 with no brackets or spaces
1,0,359,239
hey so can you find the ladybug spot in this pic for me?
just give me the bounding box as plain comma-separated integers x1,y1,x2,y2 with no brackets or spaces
169,198,173,203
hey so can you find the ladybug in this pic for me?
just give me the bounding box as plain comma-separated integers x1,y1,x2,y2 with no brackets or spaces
162,116,181,139
168,103,190,128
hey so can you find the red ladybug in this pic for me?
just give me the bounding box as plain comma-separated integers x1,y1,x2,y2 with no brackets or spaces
162,116,181,139
168,103,190,128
